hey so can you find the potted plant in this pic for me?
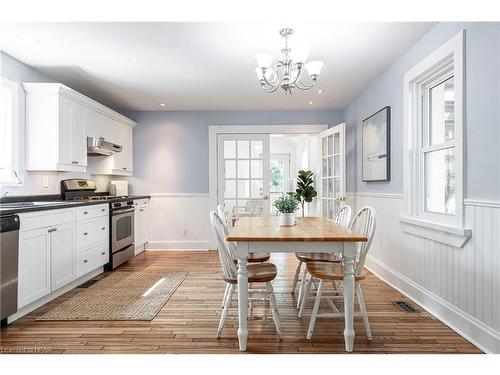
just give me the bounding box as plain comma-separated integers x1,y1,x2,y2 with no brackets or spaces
294,170,318,217
273,194,299,226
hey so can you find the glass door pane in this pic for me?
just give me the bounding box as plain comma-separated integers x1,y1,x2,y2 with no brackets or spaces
218,134,270,222
319,124,345,220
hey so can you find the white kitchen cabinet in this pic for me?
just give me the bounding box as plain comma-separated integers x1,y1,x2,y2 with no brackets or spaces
17,204,109,309
50,222,75,290
18,227,51,308
24,85,87,171
112,123,133,174
134,199,150,254
84,108,101,139
23,83,136,174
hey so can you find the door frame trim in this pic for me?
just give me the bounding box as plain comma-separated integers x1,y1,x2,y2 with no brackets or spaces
208,124,328,248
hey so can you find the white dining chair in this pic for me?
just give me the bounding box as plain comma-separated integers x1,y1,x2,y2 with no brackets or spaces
301,206,377,340
216,204,271,312
209,210,283,340
292,204,352,308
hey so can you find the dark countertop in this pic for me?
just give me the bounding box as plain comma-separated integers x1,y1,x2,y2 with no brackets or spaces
0,195,150,216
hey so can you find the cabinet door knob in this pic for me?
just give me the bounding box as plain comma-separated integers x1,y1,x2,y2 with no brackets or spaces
101,252,105,255
101,208,105,212
84,232,88,236
53,227,57,232
101,227,105,230
122,167,127,170
83,259,88,263
83,211,88,215
139,209,144,212
72,161,79,164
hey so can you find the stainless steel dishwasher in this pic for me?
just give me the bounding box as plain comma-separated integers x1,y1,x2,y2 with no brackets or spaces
1,214,20,324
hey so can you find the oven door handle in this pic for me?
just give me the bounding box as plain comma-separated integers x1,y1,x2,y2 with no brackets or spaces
112,207,135,216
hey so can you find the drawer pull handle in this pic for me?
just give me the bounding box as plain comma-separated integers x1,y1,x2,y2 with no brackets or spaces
101,209,105,212
122,167,127,170
83,259,88,263
52,227,57,232
139,209,144,212
84,232,88,236
83,211,88,215
101,227,105,230
72,161,79,164
101,252,106,255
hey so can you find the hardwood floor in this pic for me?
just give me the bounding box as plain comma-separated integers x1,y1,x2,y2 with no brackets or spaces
0,251,482,354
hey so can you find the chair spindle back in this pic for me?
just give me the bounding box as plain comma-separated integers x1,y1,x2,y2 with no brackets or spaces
210,211,238,281
349,206,376,276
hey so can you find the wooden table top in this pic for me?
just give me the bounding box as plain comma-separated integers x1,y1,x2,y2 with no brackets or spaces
227,216,368,242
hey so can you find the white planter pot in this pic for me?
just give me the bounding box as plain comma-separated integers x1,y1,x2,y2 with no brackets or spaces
279,212,295,227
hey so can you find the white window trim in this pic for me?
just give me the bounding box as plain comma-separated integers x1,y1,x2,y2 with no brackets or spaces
401,30,471,248
0,77,22,187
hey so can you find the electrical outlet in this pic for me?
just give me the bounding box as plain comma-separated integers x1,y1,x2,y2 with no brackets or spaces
42,176,49,188
183,229,188,237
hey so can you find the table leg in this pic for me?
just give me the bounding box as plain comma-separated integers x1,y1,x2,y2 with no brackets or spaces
237,256,249,351
343,243,356,352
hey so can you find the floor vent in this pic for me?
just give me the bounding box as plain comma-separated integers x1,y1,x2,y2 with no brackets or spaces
77,279,99,288
393,301,419,313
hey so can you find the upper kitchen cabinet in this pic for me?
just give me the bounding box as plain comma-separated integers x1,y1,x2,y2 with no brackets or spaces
23,83,136,174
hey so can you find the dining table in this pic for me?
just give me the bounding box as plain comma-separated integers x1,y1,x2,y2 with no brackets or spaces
226,216,368,352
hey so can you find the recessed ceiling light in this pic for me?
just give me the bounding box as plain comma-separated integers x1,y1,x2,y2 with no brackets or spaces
159,103,166,107
308,101,314,105
317,89,323,94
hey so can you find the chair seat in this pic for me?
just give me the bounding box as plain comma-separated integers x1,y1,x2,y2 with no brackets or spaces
306,261,365,281
233,253,270,263
295,252,339,263
224,263,278,284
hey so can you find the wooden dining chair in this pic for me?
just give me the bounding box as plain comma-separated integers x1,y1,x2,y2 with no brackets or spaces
209,210,283,340
301,206,376,340
292,204,352,308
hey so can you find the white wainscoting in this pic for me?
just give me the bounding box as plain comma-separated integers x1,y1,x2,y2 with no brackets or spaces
147,193,212,251
348,192,500,353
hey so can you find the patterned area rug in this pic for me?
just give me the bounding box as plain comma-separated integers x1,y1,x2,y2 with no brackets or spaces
37,271,188,321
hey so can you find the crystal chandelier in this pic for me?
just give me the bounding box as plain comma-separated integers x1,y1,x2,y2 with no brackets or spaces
255,28,324,94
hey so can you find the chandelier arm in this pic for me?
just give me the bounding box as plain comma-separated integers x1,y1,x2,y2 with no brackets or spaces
295,78,316,90
290,64,303,86
262,68,279,87
265,85,280,93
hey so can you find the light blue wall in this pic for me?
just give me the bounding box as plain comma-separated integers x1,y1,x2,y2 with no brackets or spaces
342,22,500,201
125,110,342,194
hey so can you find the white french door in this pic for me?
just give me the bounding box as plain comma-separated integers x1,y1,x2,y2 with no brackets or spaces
319,124,346,219
217,134,270,222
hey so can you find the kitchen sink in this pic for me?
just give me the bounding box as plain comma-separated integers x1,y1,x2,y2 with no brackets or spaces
0,201,69,209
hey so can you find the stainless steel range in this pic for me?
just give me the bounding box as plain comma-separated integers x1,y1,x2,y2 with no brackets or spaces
61,179,135,269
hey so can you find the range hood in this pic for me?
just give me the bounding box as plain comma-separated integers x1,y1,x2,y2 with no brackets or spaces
87,137,122,156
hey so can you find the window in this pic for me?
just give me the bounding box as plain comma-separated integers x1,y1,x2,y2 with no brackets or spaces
403,30,467,234
0,77,21,185
423,76,456,215
269,154,290,215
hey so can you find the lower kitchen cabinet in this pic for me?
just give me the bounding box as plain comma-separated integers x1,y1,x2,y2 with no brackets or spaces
50,222,75,291
134,199,150,254
18,227,51,308
76,243,109,278
17,204,109,310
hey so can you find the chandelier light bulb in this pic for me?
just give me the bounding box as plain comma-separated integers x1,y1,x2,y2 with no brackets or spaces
290,47,309,64
305,61,324,77
255,53,275,69
255,67,274,81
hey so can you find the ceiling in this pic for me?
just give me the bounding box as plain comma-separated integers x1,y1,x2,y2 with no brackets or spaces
0,22,435,111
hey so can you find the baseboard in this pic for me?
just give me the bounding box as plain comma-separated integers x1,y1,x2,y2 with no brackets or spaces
7,267,103,324
365,255,500,354
147,240,210,251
